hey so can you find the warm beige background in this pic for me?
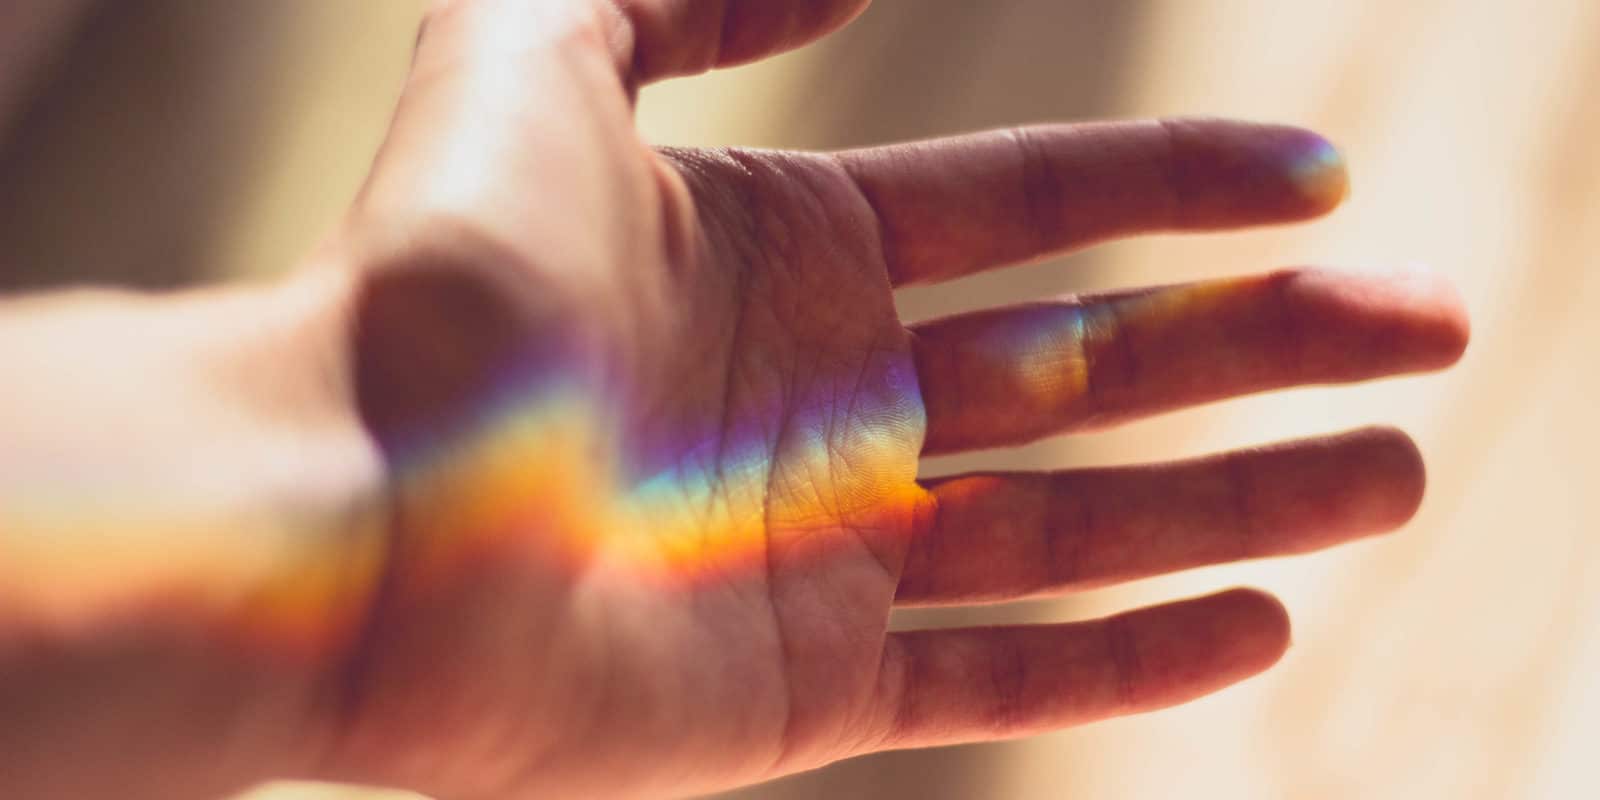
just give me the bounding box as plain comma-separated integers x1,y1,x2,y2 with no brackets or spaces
3,2,1596,799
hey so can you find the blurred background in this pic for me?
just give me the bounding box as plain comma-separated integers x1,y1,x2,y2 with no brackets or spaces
2,1,1596,798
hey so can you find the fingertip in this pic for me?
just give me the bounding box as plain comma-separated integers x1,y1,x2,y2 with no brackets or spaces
1282,266,1472,377
1209,587,1292,670
1127,588,1291,712
1354,425,1429,531
1294,426,1429,540
1282,129,1349,216
1420,271,1472,368
1373,267,1472,370
1160,118,1349,225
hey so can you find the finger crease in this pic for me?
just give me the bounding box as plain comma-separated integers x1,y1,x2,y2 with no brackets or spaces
1102,613,1144,712
833,155,905,284
1223,450,1262,561
1045,476,1091,592
1269,270,1311,383
1006,126,1062,258
1152,118,1189,228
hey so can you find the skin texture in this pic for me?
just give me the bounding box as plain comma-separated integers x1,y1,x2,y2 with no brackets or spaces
0,1,1469,798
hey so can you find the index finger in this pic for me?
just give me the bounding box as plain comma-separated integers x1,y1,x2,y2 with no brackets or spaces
836,118,1348,286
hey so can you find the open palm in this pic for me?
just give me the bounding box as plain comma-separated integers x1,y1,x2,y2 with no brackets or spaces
319,1,1468,797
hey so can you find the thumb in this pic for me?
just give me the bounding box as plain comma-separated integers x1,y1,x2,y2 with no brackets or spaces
356,0,636,225
615,0,871,83
357,0,870,227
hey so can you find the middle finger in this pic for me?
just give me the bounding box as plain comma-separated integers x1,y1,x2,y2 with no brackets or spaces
911,268,1467,455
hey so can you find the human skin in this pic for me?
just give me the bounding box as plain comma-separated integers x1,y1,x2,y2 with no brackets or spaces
0,1,1470,798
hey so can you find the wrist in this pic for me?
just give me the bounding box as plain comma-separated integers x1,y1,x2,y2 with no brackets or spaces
0,269,390,796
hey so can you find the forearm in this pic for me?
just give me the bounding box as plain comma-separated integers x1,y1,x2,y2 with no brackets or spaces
0,272,385,798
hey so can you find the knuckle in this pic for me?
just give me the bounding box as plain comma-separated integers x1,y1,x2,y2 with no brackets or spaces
1004,126,1063,254
1101,614,1144,711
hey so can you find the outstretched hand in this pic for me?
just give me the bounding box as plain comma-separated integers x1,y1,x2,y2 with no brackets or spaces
318,1,1469,797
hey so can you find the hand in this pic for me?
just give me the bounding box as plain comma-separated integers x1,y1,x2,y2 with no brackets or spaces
316,1,1470,797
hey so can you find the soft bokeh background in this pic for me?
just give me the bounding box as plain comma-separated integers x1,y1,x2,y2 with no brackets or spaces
3,1,1596,798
